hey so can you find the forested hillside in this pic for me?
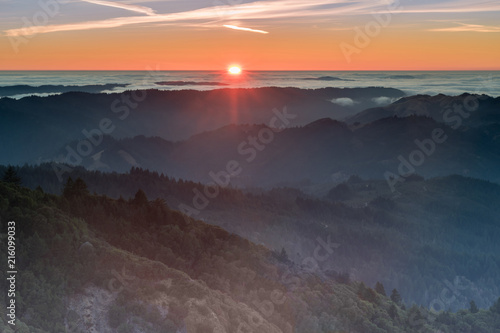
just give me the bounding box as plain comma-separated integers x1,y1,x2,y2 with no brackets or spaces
2,177,500,332
2,165,500,332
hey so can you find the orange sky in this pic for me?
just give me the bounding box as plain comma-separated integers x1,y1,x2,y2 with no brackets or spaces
1,0,500,70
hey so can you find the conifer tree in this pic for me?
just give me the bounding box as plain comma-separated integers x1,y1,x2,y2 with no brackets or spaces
469,300,479,313
2,166,21,186
490,297,500,314
388,304,399,319
132,189,148,206
279,247,289,262
391,288,402,305
375,282,386,296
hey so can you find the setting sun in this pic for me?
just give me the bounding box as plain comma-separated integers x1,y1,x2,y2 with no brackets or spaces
228,66,242,75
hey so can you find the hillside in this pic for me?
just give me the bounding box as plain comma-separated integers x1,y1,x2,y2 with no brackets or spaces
0,86,404,165
347,94,500,127
48,115,500,187
5,164,500,313
2,178,500,332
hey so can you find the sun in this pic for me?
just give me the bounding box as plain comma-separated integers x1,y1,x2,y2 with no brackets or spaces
228,66,242,75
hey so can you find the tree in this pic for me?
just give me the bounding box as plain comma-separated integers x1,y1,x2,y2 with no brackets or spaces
278,247,289,262
132,189,148,206
357,282,367,299
63,177,89,199
73,177,89,196
388,304,399,320
407,305,426,329
2,166,21,186
390,288,402,305
358,282,377,303
469,300,479,313
375,282,386,296
435,311,453,325
490,297,500,314
63,177,74,198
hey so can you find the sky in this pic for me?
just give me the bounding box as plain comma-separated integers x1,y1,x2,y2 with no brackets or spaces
1,0,499,70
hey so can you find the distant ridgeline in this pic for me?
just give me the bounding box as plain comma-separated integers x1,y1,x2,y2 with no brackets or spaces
0,86,406,166
3,93,499,188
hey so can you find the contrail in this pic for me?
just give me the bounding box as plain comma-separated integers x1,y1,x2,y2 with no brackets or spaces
223,24,269,34
82,0,156,16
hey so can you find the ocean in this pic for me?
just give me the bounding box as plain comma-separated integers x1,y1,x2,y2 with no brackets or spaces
0,71,499,99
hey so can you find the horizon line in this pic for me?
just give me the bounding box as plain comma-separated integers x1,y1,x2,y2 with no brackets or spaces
1,69,500,72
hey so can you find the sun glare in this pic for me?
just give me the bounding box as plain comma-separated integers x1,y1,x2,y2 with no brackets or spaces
228,66,242,75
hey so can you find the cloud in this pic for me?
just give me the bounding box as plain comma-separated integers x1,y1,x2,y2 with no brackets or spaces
81,0,156,15
2,0,381,36
4,7,217,36
4,0,500,37
429,23,500,33
372,96,397,105
331,97,356,107
394,0,500,14
223,24,269,34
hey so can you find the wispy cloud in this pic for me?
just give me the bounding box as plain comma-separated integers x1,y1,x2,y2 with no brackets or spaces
223,24,269,34
4,0,500,37
2,0,380,36
4,6,217,36
396,0,500,14
429,23,500,33
81,0,156,16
